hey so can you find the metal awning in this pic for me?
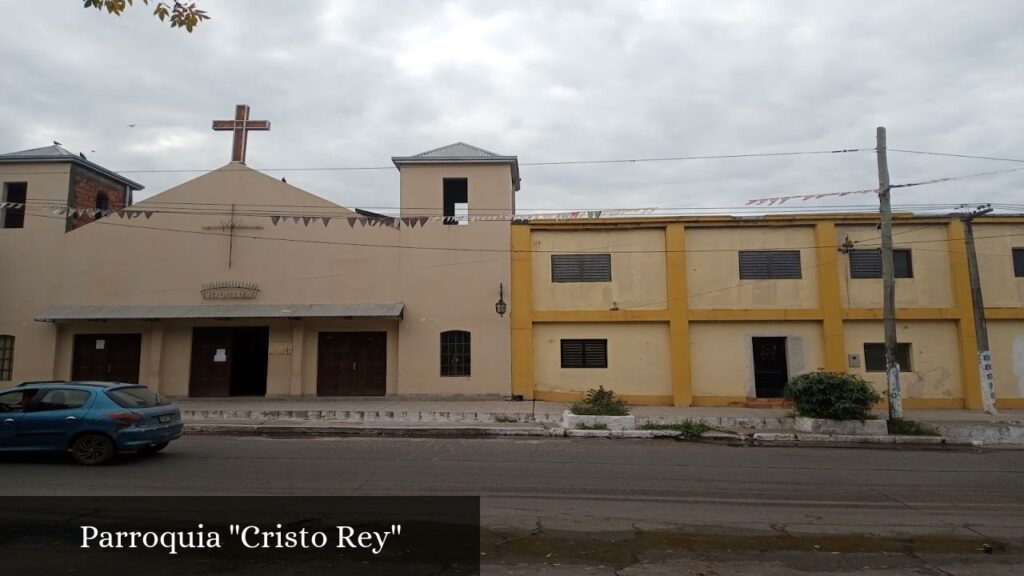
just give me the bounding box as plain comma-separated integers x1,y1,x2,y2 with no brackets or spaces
35,303,404,322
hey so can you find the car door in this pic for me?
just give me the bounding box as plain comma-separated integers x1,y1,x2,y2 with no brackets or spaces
15,389,93,451
0,389,38,449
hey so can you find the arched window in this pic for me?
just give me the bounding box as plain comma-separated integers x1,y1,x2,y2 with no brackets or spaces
95,192,110,218
440,330,471,377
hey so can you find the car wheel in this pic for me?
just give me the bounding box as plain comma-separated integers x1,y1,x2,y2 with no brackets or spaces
140,442,170,454
70,433,115,466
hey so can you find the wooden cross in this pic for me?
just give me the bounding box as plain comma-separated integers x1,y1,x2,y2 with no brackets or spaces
212,104,270,163
202,204,264,268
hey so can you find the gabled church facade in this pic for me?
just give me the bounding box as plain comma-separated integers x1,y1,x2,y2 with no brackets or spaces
0,112,516,398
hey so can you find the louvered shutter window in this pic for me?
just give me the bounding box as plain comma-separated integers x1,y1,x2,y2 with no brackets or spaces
560,339,608,368
849,249,912,278
738,250,801,279
863,343,912,372
551,254,611,282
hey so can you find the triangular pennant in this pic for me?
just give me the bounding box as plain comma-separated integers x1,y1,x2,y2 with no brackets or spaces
116,210,125,219
417,217,428,227
321,217,331,227
302,216,312,226
359,218,366,227
271,215,281,225
144,211,154,219
347,217,357,228
402,217,414,227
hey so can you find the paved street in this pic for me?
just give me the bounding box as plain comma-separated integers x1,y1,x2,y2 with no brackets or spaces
3,436,1023,574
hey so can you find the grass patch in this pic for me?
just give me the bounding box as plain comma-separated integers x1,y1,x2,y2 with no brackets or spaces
639,421,712,438
575,422,609,430
887,418,939,436
494,414,518,423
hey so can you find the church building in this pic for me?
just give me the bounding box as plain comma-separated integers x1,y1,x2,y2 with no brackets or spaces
0,106,515,398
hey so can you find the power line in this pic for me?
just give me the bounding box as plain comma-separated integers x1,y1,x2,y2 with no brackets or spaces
890,149,1024,164
21,211,1024,255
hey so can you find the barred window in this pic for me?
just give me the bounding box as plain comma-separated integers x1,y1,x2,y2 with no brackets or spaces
863,342,912,372
440,330,471,377
551,254,612,282
560,339,608,369
738,250,802,279
849,249,913,278
0,335,13,381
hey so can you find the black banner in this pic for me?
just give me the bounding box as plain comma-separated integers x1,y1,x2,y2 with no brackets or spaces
0,496,479,575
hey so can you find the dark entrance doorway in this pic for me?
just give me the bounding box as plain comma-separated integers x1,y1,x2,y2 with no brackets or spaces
317,332,387,396
189,327,269,397
752,337,788,398
72,334,142,383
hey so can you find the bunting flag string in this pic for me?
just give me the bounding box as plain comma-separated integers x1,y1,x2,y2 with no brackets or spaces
744,189,878,206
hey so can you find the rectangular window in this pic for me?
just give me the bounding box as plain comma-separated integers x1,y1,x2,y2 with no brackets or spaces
849,249,913,278
551,254,612,282
1013,248,1024,278
2,182,27,229
0,335,13,381
440,330,471,376
442,178,468,226
560,339,608,369
738,250,802,279
863,342,912,372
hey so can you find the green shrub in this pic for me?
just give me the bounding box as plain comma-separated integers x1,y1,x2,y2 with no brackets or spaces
783,370,881,421
569,386,630,416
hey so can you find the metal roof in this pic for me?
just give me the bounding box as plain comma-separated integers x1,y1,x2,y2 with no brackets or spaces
0,145,145,190
35,303,405,322
391,142,520,191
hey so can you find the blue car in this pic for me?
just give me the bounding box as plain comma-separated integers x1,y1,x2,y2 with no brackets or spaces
0,381,183,465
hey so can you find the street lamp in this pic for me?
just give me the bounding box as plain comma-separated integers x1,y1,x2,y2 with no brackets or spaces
495,283,507,317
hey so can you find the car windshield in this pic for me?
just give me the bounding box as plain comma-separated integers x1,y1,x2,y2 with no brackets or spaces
106,387,169,408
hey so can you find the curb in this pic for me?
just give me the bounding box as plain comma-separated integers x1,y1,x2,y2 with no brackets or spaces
185,423,562,438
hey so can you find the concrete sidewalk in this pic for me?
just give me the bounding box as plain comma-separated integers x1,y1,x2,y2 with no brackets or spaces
174,397,1024,446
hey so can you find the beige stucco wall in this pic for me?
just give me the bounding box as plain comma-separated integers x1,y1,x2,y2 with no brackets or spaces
686,226,819,309
531,228,667,311
0,164,72,384
4,160,513,397
532,322,671,397
973,223,1024,307
836,224,954,309
987,320,1024,400
842,320,962,400
689,321,824,398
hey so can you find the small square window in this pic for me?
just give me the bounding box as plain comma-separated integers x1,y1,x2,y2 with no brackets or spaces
560,339,608,369
863,342,912,372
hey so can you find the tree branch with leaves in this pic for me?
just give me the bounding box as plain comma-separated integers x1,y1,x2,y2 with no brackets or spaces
83,0,210,32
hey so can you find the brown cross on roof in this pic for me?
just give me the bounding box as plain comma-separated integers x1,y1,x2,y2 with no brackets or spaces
212,104,270,164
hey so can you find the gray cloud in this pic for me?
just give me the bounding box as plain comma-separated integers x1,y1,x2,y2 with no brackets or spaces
0,0,1021,213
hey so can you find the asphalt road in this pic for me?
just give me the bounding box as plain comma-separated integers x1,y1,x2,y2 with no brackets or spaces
3,436,1023,574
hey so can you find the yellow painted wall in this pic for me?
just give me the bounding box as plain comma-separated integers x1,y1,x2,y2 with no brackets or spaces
987,320,1024,400
531,229,667,311
837,224,954,309
689,321,825,398
686,226,820,309
973,223,1024,308
532,322,671,397
843,320,962,401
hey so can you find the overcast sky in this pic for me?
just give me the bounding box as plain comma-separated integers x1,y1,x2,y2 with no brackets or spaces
0,1,1021,215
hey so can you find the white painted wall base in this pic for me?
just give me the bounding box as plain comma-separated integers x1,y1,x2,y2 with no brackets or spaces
794,416,888,436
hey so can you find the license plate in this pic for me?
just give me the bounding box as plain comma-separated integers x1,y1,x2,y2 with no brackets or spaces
158,415,171,424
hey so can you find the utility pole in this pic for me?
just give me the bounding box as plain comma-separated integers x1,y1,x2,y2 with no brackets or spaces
961,203,998,414
877,127,902,420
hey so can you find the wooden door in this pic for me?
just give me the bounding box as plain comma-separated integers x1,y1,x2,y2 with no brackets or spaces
189,328,233,397
72,334,142,383
318,332,387,396
752,337,788,398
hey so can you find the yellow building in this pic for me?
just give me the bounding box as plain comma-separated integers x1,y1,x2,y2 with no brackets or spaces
511,215,1024,410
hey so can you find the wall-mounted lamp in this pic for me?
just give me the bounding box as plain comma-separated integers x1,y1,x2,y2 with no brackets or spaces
495,283,508,317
